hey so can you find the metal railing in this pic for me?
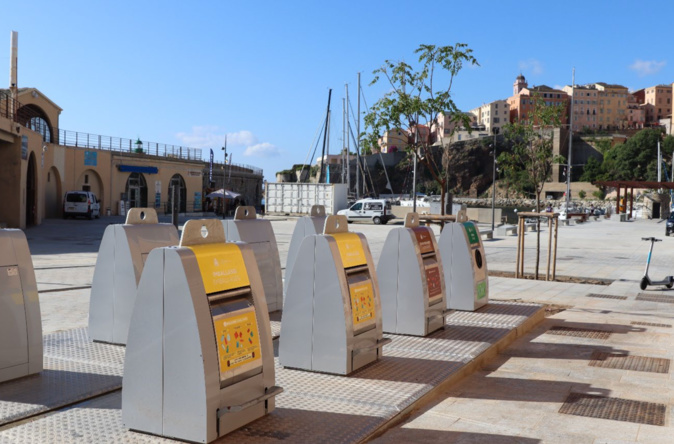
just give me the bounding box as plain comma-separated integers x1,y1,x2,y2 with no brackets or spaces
56,129,202,161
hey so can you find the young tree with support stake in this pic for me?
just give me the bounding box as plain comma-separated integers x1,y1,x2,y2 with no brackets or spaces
364,43,479,215
498,96,565,280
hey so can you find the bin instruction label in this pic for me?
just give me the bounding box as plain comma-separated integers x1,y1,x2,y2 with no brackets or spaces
214,309,262,378
425,265,443,301
349,280,376,326
332,233,367,269
476,280,487,300
188,243,250,294
412,227,434,254
463,222,480,245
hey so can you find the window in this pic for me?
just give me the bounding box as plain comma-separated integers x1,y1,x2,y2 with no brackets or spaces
84,174,89,184
350,203,362,211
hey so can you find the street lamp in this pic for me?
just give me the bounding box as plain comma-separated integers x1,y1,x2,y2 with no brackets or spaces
491,127,500,231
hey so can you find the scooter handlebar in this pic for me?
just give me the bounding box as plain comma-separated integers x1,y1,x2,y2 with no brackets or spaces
641,237,662,242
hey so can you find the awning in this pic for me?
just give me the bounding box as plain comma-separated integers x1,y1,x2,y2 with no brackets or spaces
118,165,158,174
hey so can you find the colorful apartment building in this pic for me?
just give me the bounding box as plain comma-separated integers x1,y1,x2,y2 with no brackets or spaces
562,85,599,131
634,85,672,125
594,83,630,129
467,100,510,135
378,128,410,153
507,75,569,126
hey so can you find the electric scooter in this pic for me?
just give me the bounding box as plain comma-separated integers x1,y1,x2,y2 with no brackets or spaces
640,237,674,290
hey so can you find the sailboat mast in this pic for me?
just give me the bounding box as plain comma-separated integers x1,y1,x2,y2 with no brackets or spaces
318,88,332,184
342,98,346,183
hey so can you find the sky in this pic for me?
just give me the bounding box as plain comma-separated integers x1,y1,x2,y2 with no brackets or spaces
3,0,674,183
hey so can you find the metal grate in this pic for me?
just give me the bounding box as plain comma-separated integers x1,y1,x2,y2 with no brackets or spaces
589,351,670,374
630,321,672,328
586,293,628,301
546,326,612,340
559,392,666,426
636,293,674,304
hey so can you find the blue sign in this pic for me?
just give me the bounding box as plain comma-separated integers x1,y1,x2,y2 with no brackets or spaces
193,192,202,211
84,151,98,166
21,136,28,160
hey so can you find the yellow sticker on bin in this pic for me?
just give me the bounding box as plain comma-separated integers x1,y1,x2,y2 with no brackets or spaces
187,243,250,294
349,280,376,326
213,308,262,379
331,233,367,269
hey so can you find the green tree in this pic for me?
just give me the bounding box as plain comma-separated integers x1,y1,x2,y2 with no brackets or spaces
498,95,565,279
364,43,478,214
580,156,602,182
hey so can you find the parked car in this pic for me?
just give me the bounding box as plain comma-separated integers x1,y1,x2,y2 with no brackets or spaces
666,212,674,236
337,198,394,225
63,191,101,219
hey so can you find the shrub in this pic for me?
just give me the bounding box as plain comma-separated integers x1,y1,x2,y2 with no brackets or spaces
578,190,586,199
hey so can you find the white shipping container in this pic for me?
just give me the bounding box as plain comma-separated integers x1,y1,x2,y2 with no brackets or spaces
265,183,348,215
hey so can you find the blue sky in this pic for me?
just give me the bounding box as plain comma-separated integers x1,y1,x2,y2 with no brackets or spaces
3,1,673,182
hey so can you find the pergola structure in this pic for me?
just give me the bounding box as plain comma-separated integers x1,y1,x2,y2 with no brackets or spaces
594,181,674,219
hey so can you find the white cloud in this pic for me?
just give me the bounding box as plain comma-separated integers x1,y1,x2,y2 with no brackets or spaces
175,125,224,148
629,59,666,77
518,59,543,76
243,142,281,158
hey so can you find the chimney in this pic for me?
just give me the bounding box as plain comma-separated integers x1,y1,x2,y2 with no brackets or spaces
10,31,18,95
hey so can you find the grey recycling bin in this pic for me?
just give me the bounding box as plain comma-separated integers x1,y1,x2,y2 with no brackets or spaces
123,219,281,443
224,206,283,312
0,229,42,383
284,205,326,298
438,220,489,311
89,208,179,345
378,213,447,336
280,215,390,375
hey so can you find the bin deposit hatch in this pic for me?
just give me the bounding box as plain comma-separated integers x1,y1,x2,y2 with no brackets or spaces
0,229,42,383
89,208,179,345
280,215,390,375
377,212,448,336
438,220,489,311
122,219,281,443
224,206,283,312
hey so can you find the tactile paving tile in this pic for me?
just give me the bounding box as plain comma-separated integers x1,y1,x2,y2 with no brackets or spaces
545,326,612,340
0,356,121,427
559,392,666,426
636,293,674,304
43,328,126,369
589,351,670,374
383,323,509,360
630,321,672,328
446,301,542,328
0,328,125,427
586,293,628,300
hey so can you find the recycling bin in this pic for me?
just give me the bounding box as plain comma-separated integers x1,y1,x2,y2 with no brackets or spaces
0,229,42,383
284,205,326,298
89,208,179,345
280,215,390,375
378,212,447,336
438,221,489,311
123,219,281,443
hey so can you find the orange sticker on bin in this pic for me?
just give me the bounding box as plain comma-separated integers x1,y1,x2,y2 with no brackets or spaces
331,233,367,269
187,243,250,294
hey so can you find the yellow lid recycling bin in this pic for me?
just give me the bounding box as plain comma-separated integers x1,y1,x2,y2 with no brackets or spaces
122,219,282,443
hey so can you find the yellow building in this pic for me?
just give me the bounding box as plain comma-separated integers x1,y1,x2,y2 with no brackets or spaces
0,87,212,229
594,83,630,129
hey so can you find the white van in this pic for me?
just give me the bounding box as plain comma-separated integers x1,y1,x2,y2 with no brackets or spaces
63,191,101,219
337,198,394,225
